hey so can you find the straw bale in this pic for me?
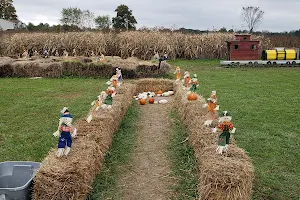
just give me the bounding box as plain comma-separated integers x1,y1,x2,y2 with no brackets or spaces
33,139,104,200
0,57,15,77
172,80,254,200
197,145,254,200
33,83,136,200
135,78,174,94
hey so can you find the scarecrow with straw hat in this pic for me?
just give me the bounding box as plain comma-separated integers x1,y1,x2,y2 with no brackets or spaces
53,107,77,157
213,111,236,154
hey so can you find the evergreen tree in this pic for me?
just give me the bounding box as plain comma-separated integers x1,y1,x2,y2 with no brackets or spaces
0,0,18,20
112,4,137,30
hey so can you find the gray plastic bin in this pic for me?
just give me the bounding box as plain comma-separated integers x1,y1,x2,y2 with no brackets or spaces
0,161,41,200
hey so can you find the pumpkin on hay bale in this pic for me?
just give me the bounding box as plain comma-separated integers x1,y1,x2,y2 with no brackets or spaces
187,92,198,101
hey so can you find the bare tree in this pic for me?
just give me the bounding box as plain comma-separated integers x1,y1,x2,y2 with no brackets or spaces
241,6,264,33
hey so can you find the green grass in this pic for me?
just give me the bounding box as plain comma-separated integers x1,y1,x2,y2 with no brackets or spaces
168,59,300,200
168,110,198,200
87,102,140,200
0,77,107,162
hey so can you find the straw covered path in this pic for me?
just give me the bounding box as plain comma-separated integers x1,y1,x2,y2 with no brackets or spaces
117,96,176,200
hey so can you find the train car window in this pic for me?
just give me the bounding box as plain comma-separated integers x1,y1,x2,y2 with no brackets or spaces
244,36,247,40
234,44,239,50
251,44,257,50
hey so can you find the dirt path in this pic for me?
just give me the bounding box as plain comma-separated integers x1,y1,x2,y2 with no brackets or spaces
117,96,175,200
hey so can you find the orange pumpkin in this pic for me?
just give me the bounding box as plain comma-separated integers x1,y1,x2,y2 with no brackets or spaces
140,99,146,105
148,97,155,104
157,90,163,95
188,92,198,101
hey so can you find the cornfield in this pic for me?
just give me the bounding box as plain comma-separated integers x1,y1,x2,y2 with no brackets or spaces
0,31,287,60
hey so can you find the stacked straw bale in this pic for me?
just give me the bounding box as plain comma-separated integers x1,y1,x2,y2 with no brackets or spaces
0,56,170,78
173,81,254,200
135,78,174,94
32,83,136,200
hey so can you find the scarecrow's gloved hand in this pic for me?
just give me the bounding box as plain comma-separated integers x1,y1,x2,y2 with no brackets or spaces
53,130,60,137
230,127,236,134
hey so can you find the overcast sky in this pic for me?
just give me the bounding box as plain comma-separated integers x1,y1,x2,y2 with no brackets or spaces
13,0,300,32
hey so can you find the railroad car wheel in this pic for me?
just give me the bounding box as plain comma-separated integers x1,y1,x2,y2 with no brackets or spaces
248,62,253,65
267,61,271,65
273,62,277,65
286,61,291,66
292,61,296,65
254,61,258,66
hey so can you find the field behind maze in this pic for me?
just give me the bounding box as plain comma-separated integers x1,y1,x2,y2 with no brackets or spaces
1,31,300,60
169,59,300,200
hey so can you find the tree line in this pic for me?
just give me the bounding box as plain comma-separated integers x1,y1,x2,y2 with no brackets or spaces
1,0,299,36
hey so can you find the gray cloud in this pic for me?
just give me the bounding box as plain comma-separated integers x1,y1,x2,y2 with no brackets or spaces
13,0,300,32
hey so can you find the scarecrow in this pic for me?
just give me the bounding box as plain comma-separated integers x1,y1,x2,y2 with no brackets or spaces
174,67,181,80
207,90,218,113
101,88,113,109
116,67,123,85
213,111,236,154
189,74,199,92
183,71,191,88
53,107,77,157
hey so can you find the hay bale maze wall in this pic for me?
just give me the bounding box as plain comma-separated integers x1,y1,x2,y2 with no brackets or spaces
172,81,254,200
32,83,136,200
135,78,174,94
0,57,170,78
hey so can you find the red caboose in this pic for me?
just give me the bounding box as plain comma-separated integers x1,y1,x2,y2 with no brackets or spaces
226,34,261,60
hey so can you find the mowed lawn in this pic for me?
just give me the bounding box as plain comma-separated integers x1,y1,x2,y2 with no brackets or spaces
169,59,300,200
0,78,107,163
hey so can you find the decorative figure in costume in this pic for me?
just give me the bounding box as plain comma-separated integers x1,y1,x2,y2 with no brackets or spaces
189,74,199,92
72,48,77,57
100,53,105,62
154,51,159,60
101,89,113,109
22,50,28,58
163,52,168,61
91,51,95,57
107,75,118,88
55,50,59,57
53,107,77,157
174,67,181,81
207,90,219,112
183,71,191,88
213,111,236,154
63,50,69,57
43,49,49,58
33,50,39,57
116,67,123,85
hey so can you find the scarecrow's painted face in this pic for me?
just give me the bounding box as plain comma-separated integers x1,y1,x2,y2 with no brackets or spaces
220,116,232,122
